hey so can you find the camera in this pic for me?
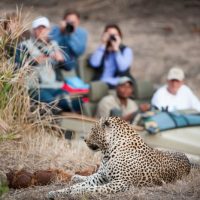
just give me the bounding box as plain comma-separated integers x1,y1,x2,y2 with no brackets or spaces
109,34,117,42
65,22,74,34
106,34,117,48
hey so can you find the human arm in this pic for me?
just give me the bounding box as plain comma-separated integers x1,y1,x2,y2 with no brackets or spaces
66,28,88,56
114,47,133,72
49,40,76,71
121,112,137,122
49,25,64,44
187,88,200,112
15,42,45,68
89,45,106,68
151,89,163,110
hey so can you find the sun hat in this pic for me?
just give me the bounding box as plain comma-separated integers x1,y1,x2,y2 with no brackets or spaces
32,17,50,29
167,67,185,81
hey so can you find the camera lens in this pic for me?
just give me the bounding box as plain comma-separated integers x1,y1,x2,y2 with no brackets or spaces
65,23,74,34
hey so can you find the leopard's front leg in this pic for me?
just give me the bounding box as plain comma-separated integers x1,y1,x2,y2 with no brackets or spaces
49,179,129,199
48,171,108,199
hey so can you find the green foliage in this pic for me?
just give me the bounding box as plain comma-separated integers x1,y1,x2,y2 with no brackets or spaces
0,133,21,142
0,80,12,110
0,182,9,197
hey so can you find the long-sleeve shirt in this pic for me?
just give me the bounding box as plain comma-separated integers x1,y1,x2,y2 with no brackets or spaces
151,85,200,112
50,25,88,70
15,38,68,89
89,45,133,86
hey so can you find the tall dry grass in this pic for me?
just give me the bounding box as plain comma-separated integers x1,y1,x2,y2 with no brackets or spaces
0,8,33,134
0,9,99,177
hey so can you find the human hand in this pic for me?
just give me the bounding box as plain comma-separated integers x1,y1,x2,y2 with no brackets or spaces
139,103,151,112
51,50,64,62
60,20,67,32
110,35,121,51
101,32,110,45
34,55,48,64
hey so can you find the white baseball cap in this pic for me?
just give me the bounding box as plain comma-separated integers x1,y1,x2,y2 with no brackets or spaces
167,67,185,81
117,76,133,85
32,17,50,29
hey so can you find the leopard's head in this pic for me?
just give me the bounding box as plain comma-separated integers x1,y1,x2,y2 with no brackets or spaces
85,117,127,151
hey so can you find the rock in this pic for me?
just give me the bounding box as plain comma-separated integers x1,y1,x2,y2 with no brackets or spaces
75,165,99,176
6,169,33,189
54,169,72,182
6,168,73,189
33,170,57,186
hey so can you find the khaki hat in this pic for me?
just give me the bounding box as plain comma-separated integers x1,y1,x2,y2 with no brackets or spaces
117,76,133,85
167,67,185,81
32,17,50,29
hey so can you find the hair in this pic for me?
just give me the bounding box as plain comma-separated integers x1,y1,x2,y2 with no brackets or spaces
63,10,80,20
104,24,123,38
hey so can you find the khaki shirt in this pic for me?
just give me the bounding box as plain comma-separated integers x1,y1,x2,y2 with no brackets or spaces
96,94,138,118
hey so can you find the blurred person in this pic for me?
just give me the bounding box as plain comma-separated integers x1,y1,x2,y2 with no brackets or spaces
89,24,133,88
50,10,88,73
151,67,200,112
96,76,149,123
16,16,81,113
1,12,30,58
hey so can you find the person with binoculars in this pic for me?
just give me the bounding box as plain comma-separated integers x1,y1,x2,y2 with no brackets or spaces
89,24,134,88
50,10,88,71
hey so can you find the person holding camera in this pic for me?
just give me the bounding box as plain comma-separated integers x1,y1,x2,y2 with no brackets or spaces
50,10,88,72
89,24,133,88
16,16,82,113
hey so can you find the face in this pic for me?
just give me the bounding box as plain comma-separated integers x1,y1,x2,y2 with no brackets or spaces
34,26,49,41
64,14,79,29
84,119,109,151
105,27,121,39
117,82,133,99
167,79,183,95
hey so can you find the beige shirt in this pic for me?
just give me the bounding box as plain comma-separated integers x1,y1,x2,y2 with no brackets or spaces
96,94,138,118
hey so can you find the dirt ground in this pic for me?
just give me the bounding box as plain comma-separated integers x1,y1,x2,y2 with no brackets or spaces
1,0,200,199
1,169,200,200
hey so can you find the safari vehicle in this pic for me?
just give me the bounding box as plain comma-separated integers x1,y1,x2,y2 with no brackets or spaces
58,59,200,158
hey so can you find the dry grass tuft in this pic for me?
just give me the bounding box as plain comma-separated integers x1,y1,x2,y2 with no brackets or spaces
0,8,67,138
0,133,100,174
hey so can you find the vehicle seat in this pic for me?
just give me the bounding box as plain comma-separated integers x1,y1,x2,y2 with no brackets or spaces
78,55,96,83
82,81,109,117
134,79,155,105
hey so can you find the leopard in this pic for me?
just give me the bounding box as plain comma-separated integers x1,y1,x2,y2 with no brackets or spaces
48,116,191,199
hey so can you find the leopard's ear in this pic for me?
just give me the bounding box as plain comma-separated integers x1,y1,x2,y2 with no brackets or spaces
99,117,110,128
104,120,110,127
